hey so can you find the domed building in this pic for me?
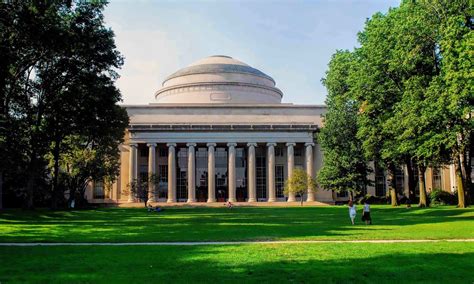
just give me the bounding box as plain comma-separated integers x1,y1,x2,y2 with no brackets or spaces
91,55,332,204
84,55,460,204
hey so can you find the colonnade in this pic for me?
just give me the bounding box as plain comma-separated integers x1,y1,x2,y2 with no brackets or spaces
128,142,315,203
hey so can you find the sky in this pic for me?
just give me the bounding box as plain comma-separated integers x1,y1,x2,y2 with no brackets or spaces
104,0,400,105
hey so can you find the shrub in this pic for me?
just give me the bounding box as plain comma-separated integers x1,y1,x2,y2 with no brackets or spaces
429,188,457,205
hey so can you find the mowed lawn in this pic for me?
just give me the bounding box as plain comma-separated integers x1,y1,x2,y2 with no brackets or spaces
0,205,473,242
0,243,473,283
1,206,474,283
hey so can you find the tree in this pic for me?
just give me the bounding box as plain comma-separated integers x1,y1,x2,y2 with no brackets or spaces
284,168,317,206
419,0,473,208
352,8,410,206
126,174,158,208
318,50,371,199
0,1,128,208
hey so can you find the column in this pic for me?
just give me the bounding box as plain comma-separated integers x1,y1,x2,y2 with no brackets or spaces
286,142,296,202
247,143,257,202
305,142,315,202
267,142,276,202
128,143,138,202
147,143,157,203
166,143,176,203
187,143,196,203
207,143,216,202
449,164,456,192
227,143,237,202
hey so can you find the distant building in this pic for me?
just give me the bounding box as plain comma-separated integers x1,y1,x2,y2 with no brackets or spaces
86,55,465,204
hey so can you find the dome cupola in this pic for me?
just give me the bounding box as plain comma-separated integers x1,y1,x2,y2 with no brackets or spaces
155,55,283,104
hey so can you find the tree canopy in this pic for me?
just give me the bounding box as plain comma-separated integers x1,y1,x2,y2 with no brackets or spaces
0,1,128,209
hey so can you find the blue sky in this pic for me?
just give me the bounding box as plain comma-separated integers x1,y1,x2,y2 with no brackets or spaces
104,0,399,105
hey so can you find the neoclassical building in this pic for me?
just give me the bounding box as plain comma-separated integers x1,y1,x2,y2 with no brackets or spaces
86,55,463,204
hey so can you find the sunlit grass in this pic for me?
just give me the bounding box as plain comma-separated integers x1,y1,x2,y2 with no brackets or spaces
0,205,473,242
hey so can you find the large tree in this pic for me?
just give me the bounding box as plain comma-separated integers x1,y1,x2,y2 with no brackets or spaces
318,50,371,199
0,1,128,208
420,0,473,207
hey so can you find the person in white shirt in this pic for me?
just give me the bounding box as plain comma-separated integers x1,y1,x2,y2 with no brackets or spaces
348,200,356,225
362,201,372,225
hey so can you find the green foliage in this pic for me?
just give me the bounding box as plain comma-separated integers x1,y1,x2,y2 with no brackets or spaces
284,168,317,205
323,0,473,207
318,50,370,197
429,189,458,206
0,1,129,208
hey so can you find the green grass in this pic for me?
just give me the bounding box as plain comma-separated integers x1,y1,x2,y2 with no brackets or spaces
1,206,473,283
1,242,473,283
0,205,473,242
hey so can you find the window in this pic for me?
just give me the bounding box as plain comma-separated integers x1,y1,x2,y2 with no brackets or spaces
256,148,267,200
275,147,284,157
139,165,148,182
294,148,302,157
157,165,168,199
159,148,168,157
275,165,284,198
395,167,404,193
337,191,348,198
159,165,168,183
176,148,188,201
375,166,386,197
140,148,148,157
93,181,104,199
432,167,442,190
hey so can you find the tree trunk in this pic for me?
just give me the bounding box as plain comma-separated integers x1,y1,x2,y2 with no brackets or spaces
51,137,61,209
387,164,399,206
418,164,428,208
25,154,38,209
0,171,3,210
406,159,416,201
300,194,304,206
459,152,469,207
455,157,466,208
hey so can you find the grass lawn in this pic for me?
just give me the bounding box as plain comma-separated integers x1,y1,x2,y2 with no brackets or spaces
0,242,473,283
1,206,473,283
0,205,473,242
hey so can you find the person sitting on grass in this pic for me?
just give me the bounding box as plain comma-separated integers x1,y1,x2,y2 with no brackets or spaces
225,201,233,209
147,204,163,213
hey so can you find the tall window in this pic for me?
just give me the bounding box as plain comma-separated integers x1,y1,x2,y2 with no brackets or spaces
432,167,442,190
159,147,168,157
139,165,148,181
256,148,267,200
375,165,386,197
158,165,168,199
275,147,284,157
215,147,228,201
93,181,104,199
395,167,404,193
176,148,188,201
196,148,208,202
140,148,147,157
236,148,247,201
275,165,284,198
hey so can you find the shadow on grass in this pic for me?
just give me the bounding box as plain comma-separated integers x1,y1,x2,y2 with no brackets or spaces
0,206,473,242
0,244,473,283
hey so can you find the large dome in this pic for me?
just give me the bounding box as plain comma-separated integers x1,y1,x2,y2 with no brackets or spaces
155,55,283,104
